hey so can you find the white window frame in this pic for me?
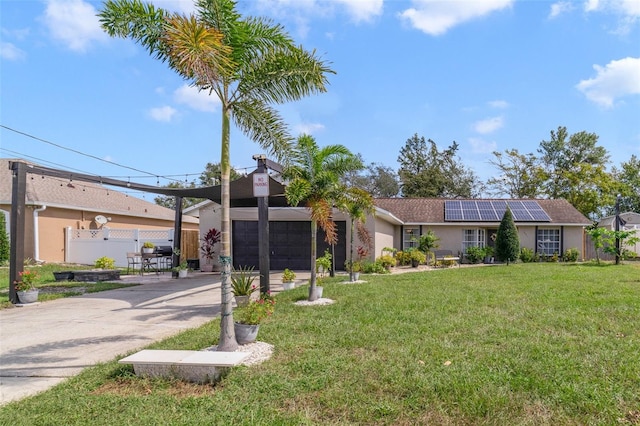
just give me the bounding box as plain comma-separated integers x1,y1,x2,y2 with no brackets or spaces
537,228,560,256
462,228,485,253
403,226,419,250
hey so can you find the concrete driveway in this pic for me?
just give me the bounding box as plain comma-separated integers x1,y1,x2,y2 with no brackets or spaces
0,272,226,406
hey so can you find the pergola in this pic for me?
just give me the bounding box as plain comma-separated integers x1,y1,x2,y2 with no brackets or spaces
8,157,286,304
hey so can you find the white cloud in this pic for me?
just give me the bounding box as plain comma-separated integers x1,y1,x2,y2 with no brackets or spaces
488,100,509,109
173,84,220,112
468,137,497,154
335,0,383,23
42,0,107,53
576,57,640,108
549,1,574,19
294,122,325,135
584,0,640,33
474,116,504,134
398,0,513,36
0,42,26,61
148,106,177,122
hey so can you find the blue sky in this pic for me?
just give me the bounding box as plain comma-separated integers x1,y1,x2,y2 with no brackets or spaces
1,0,639,197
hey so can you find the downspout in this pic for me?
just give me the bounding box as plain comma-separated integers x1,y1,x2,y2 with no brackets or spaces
33,205,46,262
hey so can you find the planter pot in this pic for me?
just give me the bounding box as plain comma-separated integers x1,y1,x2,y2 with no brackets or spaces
411,259,420,268
350,272,360,281
178,269,188,278
234,322,259,345
235,295,250,307
17,289,39,304
142,248,154,254
282,281,295,290
313,286,323,299
53,271,74,281
200,263,214,272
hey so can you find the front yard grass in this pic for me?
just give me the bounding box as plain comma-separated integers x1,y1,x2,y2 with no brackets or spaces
1,262,639,425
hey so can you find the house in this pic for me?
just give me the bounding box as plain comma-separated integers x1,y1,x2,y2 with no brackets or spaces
596,212,640,257
191,196,592,270
372,198,592,260
0,158,199,263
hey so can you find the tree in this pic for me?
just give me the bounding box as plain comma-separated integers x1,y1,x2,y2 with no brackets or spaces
338,186,374,282
495,207,519,265
283,134,362,300
398,134,480,198
100,0,334,351
538,126,615,218
612,155,640,214
486,149,545,198
198,162,242,187
343,158,400,198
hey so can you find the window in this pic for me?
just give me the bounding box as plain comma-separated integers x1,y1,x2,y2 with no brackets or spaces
462,228,485,252
403,227,419,249
537,228,560,256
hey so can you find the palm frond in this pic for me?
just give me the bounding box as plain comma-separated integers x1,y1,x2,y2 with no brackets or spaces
231,99,293,163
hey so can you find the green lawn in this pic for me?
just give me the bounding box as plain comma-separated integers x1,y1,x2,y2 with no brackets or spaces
1,262,639,425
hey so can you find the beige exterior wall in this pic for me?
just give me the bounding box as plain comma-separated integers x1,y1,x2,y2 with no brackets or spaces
373,217,396,258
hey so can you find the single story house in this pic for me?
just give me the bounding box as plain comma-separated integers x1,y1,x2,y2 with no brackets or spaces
190,197,592,270
1,158,199,263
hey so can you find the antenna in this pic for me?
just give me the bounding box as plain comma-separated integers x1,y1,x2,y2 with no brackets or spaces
95,215,108,226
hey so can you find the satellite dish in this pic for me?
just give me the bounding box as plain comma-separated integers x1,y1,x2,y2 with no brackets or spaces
95,215,108,226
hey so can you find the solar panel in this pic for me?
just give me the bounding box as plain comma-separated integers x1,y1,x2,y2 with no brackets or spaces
444,200,550,222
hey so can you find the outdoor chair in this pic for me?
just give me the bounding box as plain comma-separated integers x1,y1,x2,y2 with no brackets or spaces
126,252,142,274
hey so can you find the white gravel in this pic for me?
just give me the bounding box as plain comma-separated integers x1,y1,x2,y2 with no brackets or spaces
205,341,274,366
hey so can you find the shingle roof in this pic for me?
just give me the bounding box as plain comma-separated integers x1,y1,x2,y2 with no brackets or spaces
374,198,591,225
0,158,197,223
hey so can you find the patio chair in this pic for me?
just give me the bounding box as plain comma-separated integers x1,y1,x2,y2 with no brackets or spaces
126,252,142,274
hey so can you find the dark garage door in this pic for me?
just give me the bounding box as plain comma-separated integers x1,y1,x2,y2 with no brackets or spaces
232,221,346,271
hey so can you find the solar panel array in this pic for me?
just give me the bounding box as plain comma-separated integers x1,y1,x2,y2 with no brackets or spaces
444,200,551,222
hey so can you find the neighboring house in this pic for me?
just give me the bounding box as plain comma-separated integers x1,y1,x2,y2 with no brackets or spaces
1,158,199,263
373,198,592,260
191,196,592,270
595,212,640,258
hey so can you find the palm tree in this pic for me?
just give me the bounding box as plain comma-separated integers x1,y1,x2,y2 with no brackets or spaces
99,0,334,350
338,187,374,282
283,134,362,301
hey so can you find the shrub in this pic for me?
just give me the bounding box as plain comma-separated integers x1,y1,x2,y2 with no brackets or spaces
94,256,115,269
409,249,426,265
519,247,535,263
563,248,580,262
316,249,332,275
362,260,389,274
231,266,257,296
395,251,411,266
465,246,485,264
376,254,396,270
496,207,519,264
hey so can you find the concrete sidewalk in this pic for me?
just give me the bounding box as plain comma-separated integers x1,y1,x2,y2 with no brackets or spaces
0,272,231,406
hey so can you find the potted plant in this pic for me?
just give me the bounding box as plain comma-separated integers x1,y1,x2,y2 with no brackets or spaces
234,293,275,344
200,228,221,272
231,265,257,306
409,249,426,267
142,242,155,254
282,268,296,290
15,270,39,304
316,249,332,277
173,261,189,278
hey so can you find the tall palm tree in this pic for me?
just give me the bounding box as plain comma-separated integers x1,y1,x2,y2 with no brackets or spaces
99,0,334,350
283,134,362,301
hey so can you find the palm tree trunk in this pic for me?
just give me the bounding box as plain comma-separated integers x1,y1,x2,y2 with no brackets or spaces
349,217,355,281
309,220,318,301
218,104,238,351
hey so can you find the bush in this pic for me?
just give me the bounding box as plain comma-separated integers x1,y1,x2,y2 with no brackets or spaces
519,247,535,263
361,260,388,274
376,254,396,270
563,248,579,262
465,246,485,264
94,256,115,269
409,249,426,265
395,251,412,266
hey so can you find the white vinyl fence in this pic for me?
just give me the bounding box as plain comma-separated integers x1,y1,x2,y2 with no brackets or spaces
65,227,174,267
